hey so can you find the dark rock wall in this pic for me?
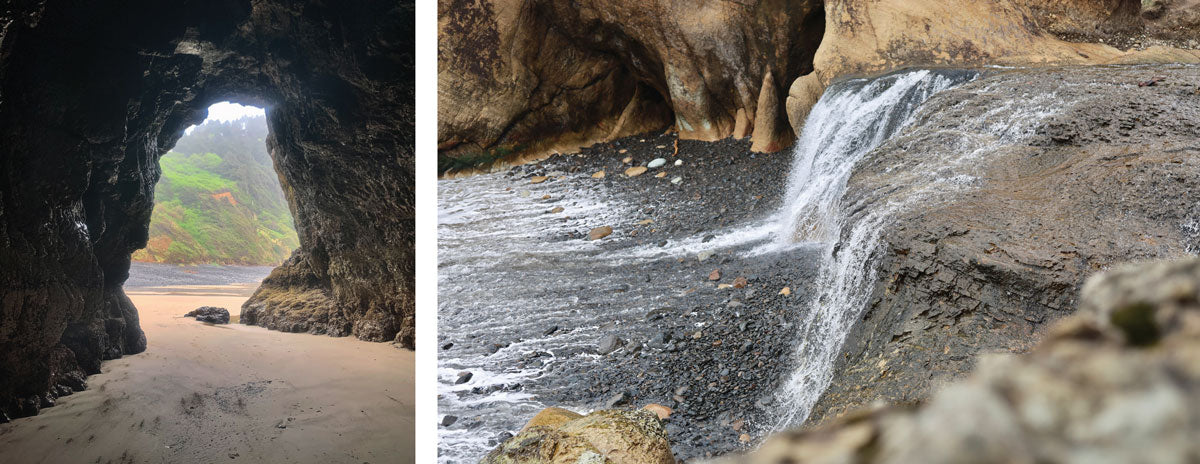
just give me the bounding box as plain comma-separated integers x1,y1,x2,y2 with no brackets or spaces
0,0,413,421
241,1,416,346
723,257,1200,463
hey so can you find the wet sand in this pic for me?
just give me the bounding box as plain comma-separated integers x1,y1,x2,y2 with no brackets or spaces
0,283,414,463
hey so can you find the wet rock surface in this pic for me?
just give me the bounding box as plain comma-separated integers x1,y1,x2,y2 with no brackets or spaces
438,132,818,461
718,257,1200,464
0,0,413,420
443,64,1200,463
808,65,1200,426
184,307,231,325
518,133,789,246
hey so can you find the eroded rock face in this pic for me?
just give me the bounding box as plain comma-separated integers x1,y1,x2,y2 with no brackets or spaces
0,0,413,420
438,0,825,169
438,0,1200,171
806,65,1200,426
719,257,1200,464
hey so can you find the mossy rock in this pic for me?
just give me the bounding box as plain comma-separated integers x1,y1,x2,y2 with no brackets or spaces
483,409,673,464
522,407,584,432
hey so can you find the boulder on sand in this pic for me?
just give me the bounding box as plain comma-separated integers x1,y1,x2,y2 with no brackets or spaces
184,306,230,324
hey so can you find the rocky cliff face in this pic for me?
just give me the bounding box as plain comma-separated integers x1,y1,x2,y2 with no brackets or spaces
720,256,1200,463
438,0,1200,172
0,0,413,421
438,0,825,171
806,65,1200,426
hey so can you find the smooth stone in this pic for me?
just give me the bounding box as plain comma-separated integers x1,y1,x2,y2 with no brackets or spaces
588,226,613,240
597,334,623,355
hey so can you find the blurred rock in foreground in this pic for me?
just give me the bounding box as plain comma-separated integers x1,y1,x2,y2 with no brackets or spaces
717,257,1200,464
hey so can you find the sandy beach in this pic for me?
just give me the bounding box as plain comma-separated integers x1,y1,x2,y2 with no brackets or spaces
0,280,414,463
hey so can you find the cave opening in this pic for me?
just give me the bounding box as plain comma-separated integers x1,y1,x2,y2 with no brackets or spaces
135,102,296,269
127,101,296,324
1,1,413,438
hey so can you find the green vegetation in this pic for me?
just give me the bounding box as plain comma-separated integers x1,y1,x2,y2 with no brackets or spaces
438,144,523,175
133,114,300,265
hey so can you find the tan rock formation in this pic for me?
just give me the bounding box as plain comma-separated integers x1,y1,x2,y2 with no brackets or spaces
521,407,584,432
438,0,824,172
439,0,1200,172
484,408,674,464
786,0,1200,133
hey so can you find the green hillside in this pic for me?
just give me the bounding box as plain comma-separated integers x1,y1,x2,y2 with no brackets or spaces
133,115,299,265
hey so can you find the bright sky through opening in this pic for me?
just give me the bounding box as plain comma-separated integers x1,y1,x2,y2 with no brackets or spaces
185,102,265,134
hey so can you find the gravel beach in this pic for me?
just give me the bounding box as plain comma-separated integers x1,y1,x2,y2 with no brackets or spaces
439,132,824,461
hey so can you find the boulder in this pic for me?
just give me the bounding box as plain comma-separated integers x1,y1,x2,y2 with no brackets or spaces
521,407,584,432
483,408,674,464
597,335,623,355
184,307,231,325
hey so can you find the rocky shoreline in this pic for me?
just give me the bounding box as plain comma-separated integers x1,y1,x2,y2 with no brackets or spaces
452,64,1200,463
439,132,823,461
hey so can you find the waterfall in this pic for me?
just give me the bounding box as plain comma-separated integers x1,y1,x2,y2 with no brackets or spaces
768,69,981,429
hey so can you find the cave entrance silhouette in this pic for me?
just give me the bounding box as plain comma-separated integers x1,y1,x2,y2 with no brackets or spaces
0,1,414,427
133,102,299,270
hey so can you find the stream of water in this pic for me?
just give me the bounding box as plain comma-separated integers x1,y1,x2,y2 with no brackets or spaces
436,67,1073,461
763,69,981,428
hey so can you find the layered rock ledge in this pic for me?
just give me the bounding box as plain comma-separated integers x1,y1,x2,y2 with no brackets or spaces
807,64,1200,425
718,256,1200,463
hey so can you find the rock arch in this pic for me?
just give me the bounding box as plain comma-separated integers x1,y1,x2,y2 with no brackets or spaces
0,0,413,420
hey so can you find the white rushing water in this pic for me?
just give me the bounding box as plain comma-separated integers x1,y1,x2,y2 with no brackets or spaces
765,69,1071,429
437,67,1076,461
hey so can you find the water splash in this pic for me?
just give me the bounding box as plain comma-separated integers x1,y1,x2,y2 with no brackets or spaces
767,69,1070,429
771,70,975,245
